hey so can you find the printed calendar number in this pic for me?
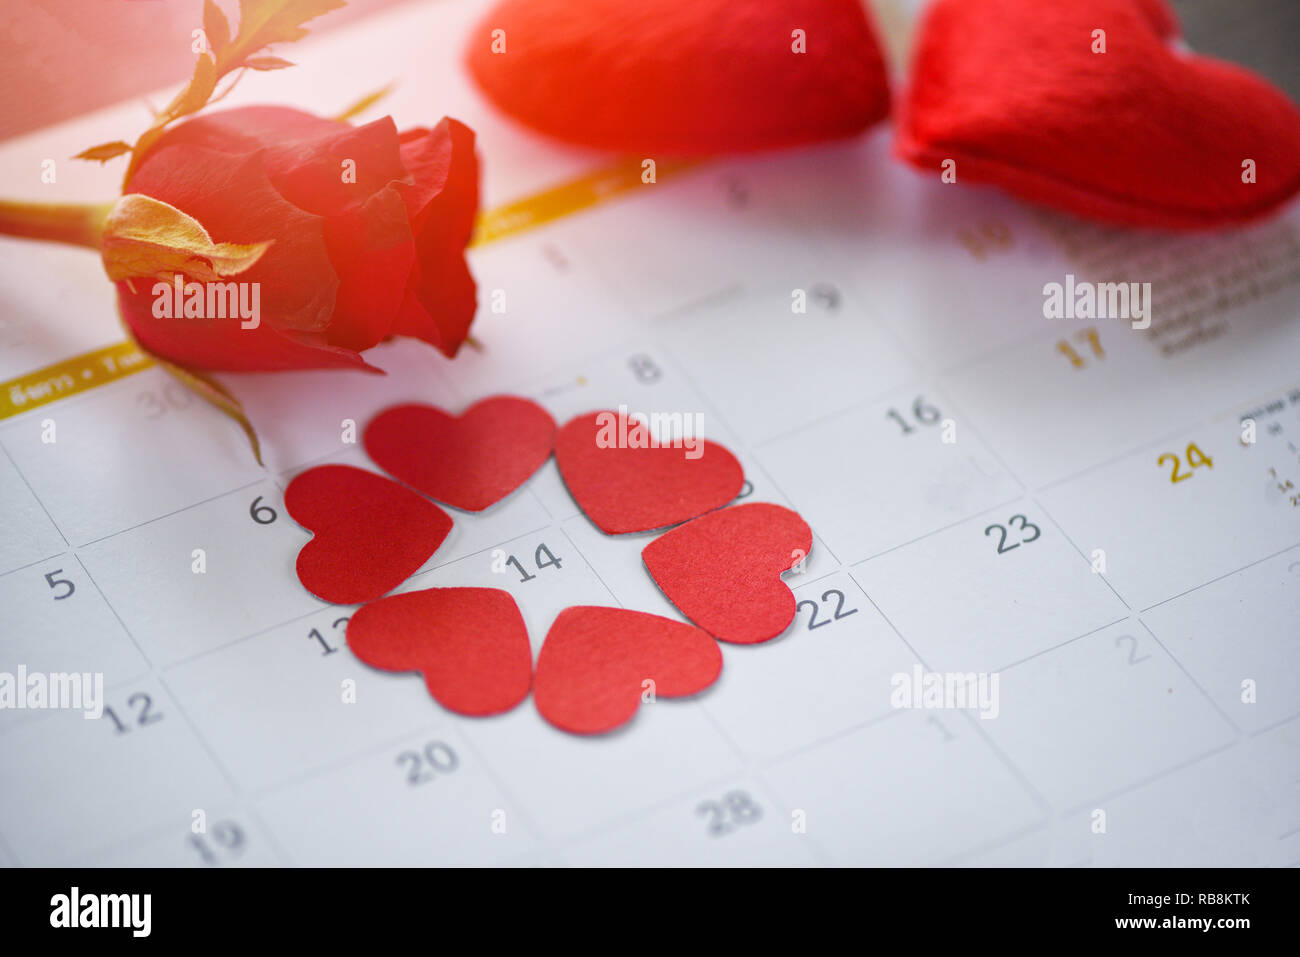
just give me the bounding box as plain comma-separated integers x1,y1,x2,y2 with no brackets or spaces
957,220,1014,260
1158,443,1213,484
43,568,75,600
188,821,246,866
697,790,762,837
1114,634,1151,666
886,396,942,436
307,616,349,656
810,282,841,312
397,741,459,785
983,514,1042,554
796,589,859,630
496,543,563,582
248,495,278,525
136,382,194,419
1057,327,1105,369
628,354,662,384
103,692,164,735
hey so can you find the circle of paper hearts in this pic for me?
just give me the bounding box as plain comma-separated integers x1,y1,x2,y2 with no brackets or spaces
284,396,812,734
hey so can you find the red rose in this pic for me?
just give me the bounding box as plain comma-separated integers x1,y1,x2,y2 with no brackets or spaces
115,106,479,372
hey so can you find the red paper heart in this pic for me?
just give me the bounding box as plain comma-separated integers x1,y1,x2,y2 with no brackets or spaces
896,0,1300,227
643,502,812,644
465,0,891,154
534,606,722,734
346,587,533,716
285,464,452,605
364,397,556,511
554,410,745,534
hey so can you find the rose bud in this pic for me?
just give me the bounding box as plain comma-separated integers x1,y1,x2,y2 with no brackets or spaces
110,106,479,372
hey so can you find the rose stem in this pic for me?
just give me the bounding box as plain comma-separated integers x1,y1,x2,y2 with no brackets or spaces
0,199,113,250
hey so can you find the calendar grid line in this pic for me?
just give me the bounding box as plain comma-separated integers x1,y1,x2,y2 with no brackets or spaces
243,718,446,803
554,523,625,610
0,438,68,547
991,615,1132,675
1137,541,1300,614
648,281,747,322
153,672,244,797
1033,418,1228,495
843,571,1054,815
1057,739,1241,819
158,602,330,673
1246,710,1300,738
241,805,293,867
1025,498,1132,610
74,478,269,550
556,765,759,851
847,494,1025,566
71,553,153,670
446,724,555,858
0,549,68,580
940,819,1055,867
1135,618,1242,736
748,376,933,453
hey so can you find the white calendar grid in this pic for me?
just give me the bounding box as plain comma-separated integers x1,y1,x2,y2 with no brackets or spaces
1,0,1299,867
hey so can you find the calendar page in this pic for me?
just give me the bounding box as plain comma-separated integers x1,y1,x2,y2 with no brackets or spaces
1,0,1297,869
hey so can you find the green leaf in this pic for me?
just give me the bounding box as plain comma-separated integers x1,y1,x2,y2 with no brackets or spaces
101,193,273,283
167,52,220,120
232,0,346,59
243,55,295,70
156,357,264,466
72,141,133,163
334,82,395,122
203,0,232,54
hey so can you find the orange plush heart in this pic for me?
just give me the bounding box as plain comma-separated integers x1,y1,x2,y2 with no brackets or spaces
534,606,722,734
285,465,452,605
465,0,891,154
554,410,744,534
364,397,555,512
896,0,1300,228
642,502,811,644
346,587,533,716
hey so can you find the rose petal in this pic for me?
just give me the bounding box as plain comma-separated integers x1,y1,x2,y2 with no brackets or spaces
116,280,379,373
392,119,479,356
127,144,339,333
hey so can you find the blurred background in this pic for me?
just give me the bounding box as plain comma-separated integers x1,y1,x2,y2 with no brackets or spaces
3,0,1297,141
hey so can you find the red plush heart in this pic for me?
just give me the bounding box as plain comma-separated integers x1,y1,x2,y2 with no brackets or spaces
896,0,1300,228
284,464,452,605
346,586,533,716
642,502,811,644
364,397,556,512
465,0,891,154
554,410,745,534
534,606,722,734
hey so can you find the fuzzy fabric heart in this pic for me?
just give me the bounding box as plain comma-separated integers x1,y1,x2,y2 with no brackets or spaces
364,397,556,512
534,606,722,734
642,502,812,644
554,410,745,534
465,0,891,154
346,587,533,716
284,465,453,605
896,0,1300,228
